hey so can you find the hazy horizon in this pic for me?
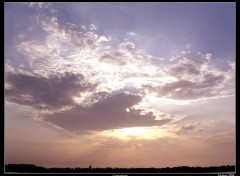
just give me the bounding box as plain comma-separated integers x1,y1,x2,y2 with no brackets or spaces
5,2,235,168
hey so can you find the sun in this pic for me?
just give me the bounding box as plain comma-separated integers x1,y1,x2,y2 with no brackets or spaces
118,127,147,138
99,126,170,140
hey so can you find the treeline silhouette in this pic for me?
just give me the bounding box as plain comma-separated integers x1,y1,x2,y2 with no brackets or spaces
5,164,235,173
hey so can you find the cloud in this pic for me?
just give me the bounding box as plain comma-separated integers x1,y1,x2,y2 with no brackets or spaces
167,52,212,79
146,72,226,100
141,51,231,100
119,42,135,53
176,123,200,135
40,93,171,133
27,2,52,10
27,2,57,15
6,3,235,135
206,132,235,146
126,31,136,36
5,72,94,110
40,15,108,50
99,50,126,65
168,59,201,76
14,9,234,100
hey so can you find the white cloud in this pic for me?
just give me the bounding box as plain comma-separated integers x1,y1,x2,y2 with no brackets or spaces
27,2,57,14
89,24,97,31
16,13,233,101
127,31,136,36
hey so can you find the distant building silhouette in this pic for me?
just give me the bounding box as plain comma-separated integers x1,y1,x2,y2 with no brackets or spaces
89,165,92,169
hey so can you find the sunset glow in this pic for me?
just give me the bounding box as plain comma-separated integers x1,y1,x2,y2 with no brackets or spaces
99,126,171,140
5,2,235,168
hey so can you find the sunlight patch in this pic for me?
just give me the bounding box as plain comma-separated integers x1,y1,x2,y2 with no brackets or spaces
98,126,171,140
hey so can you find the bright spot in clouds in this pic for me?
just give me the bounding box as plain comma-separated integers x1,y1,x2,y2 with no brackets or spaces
98,126,171,140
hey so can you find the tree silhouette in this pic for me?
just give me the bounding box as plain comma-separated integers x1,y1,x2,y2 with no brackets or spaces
5,164,235,173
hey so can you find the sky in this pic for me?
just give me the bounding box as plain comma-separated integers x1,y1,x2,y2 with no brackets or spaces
5,2,235,168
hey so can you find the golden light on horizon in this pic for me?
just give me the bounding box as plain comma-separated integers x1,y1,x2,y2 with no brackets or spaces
98,126,171,140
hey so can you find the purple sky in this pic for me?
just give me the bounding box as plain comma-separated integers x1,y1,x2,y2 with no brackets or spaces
5,2,235,168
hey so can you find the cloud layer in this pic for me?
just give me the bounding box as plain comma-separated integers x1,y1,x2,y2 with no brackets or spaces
6,72,94,110
5,3,235,134
40,93,171,133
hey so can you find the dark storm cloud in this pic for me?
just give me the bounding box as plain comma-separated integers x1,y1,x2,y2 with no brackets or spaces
41,93,171,133
5,72,93,109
